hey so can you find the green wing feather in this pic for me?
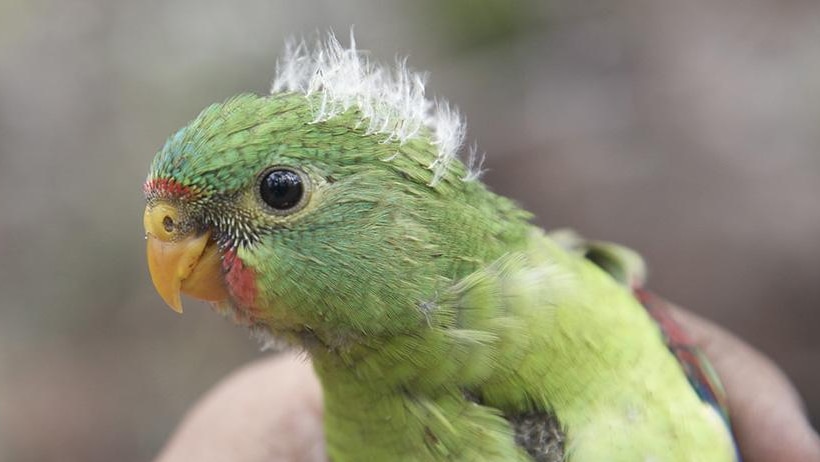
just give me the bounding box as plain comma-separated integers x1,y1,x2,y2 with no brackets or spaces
310,228,738,461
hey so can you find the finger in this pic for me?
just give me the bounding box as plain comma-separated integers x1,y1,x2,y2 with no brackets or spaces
671,308,820,462
154,353,326,462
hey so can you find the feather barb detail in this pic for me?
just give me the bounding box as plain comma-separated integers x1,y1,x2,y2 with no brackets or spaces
271,32,467,185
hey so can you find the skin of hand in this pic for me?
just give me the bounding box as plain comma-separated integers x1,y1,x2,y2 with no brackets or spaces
154,310,820,462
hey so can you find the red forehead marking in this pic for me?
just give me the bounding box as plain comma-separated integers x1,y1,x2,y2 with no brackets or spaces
223,248,260,319
144,178,196,199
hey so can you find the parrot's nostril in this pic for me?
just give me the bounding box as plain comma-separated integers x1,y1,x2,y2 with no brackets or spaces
162,216,174,233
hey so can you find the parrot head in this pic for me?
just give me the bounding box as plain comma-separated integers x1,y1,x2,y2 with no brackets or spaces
143,36,522,347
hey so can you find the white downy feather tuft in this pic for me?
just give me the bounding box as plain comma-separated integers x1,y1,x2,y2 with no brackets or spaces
271,32,469,185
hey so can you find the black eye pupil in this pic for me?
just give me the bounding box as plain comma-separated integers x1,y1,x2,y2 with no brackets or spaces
162,216,175,232
260,169,304,210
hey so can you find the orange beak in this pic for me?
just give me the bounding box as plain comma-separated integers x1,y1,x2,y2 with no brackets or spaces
144,202,229,313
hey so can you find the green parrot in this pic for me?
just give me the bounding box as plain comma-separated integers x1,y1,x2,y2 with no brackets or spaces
143,35,740,461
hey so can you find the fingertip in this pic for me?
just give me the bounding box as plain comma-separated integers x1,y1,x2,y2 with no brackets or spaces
670,308,820,462
155,353,326,462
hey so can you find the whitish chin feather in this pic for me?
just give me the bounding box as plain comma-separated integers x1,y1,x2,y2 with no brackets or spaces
248,325,295,352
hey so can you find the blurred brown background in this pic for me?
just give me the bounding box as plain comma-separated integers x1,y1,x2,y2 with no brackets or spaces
1,0,818,460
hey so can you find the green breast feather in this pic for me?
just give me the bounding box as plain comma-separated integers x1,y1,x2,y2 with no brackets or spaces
144,34,740,461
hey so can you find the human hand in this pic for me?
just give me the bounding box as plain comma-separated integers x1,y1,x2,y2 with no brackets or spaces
669,308,820,462
154,311,820,462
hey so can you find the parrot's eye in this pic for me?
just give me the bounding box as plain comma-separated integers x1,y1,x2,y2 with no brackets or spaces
162,215,175,233
258,168,309,214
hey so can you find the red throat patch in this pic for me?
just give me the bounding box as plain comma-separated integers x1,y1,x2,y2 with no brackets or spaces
222,248,260,320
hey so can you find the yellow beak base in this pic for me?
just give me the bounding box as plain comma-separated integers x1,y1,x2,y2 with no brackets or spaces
144,204,229,313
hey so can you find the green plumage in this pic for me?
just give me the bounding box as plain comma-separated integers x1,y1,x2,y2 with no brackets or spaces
146,38,738,461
